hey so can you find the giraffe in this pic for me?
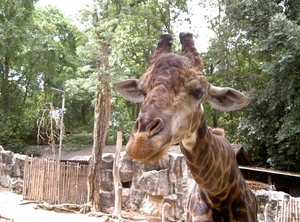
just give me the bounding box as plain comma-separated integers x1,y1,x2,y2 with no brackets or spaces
114,32,257,221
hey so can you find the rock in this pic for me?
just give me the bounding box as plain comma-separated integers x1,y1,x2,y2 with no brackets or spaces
121,188,131,209
10,178,23,194
139,194,164,216
100,191,114,207
138,169,170,196
100,169,113,191
128,189,147,210
0,149,26,194
12,154,27,178
101,153,114,169
0,150,14,188
0,175,11,188
1,150,14,167
119,152,134,182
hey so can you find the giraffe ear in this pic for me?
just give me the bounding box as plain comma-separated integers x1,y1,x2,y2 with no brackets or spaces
207,84,250,111
114,79,144,103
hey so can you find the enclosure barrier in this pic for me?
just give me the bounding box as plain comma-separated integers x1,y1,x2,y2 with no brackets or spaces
21,156,300,221
274,197,300,222
23,156,88,204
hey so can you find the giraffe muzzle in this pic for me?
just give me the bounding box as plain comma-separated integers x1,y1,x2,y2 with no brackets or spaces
126,116,172,162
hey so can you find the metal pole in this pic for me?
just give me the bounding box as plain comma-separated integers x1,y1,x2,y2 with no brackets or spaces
58,92,65,160
51,87,65,160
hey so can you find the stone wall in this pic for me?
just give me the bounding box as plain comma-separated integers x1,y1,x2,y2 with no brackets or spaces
1,146,300,221
100,151,195,221
0,146,25,193
96,151,300,221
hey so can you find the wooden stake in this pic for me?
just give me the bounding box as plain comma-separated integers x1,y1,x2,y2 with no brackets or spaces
113,131,123,219
162,202,171,222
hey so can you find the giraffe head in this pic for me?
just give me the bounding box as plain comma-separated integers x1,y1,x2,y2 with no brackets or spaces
114,32,250,162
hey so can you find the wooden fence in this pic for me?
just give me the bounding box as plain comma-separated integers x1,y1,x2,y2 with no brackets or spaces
23,157,89,204
266,195,300,222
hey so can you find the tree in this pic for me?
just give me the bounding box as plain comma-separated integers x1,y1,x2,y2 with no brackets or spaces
85,0,122,212
240,12,300,171
0,2,80,153
204,0,300,172
0,0,37,150
109,0,190,143
199,0,259,143
78,0,190,212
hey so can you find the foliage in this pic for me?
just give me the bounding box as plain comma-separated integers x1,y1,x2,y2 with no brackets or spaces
0,2,80,153
63,133,93,151
108,0,191,144
0,0,38,152
0,0,190,153
2,0,298,173
203,0,300,172
70,0,192,145
240,12,300,172
200,0,260,143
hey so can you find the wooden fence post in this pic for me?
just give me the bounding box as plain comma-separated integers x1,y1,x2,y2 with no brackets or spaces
113,131,123,219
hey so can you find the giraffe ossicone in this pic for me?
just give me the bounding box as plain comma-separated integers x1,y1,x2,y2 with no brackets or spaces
114,32,257,222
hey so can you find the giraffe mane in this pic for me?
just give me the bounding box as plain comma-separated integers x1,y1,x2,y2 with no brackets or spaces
208,127,226,137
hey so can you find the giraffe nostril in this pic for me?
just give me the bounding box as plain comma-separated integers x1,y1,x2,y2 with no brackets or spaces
132,117,164,136
146,117,164,136
133,118,141,135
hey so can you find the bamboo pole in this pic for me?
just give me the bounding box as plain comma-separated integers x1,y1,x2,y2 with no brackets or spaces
70,162,76,203
61,162,64,203
46,158,50,202
32,158,37,200
37,159,41,201
297,199,299,220
41,159,45,201
66,161,71,203
113,131,123,219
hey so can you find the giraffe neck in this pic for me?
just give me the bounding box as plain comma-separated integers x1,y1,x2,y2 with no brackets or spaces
180,117,244,207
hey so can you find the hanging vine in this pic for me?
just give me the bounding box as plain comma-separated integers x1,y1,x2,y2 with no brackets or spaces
36,92,61,157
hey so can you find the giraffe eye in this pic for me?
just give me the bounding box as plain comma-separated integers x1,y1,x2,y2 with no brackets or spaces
191,90,204,99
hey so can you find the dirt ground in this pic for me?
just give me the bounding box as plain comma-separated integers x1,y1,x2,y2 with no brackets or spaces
0,187,103,222
0,187,163,222
1,146,178,221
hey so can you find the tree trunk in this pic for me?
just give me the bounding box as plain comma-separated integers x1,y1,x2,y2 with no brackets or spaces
1,55,10,119
87,0,119,212
87,80,110,212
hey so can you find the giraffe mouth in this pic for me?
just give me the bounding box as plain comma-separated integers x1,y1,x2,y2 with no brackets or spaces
125,131,172,162
144,142,172,162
